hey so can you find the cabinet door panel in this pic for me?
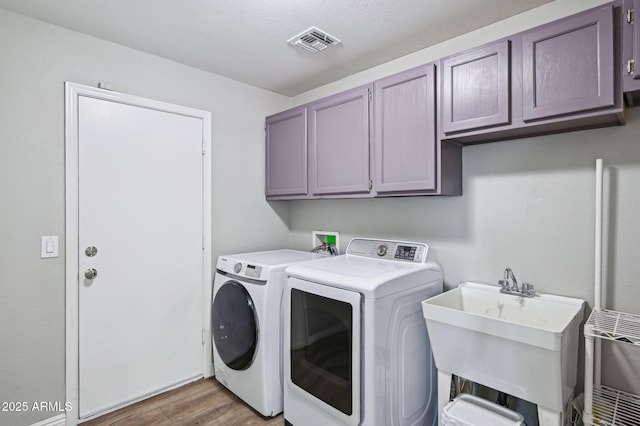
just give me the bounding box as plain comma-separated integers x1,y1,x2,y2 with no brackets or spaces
309,86,371,195
623,0,640,90
442,40,511,134
522,5,614,121
634,0,640,80
622,0,640,100
374,65,436,193
265,106,307,197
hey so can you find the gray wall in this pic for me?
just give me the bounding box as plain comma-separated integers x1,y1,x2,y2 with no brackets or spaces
288,121,640,312
288,0,640,397
3,0,640,425
0,9,291,425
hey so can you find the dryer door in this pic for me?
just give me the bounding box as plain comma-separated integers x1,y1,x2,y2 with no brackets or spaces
212,281,258,370
285,277,361,426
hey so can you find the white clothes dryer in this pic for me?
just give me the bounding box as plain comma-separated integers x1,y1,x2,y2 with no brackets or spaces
212,249,322,417
283,238,443,426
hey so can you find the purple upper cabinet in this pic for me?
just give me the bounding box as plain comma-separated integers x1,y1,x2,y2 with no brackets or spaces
622,0,640,105
522,5,615,121
441,40,511,135
309,85,372,196
265,106,307,198
440,3,622,145
373,64,437,193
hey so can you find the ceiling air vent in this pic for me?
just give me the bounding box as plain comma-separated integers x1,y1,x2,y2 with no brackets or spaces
288,27,341,53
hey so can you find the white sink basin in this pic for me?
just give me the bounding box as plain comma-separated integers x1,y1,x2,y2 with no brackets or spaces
422,281,585,411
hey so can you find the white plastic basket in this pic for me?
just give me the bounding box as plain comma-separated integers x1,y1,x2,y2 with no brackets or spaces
442,394,525,426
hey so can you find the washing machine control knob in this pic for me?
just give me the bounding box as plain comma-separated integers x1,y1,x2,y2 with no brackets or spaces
234,262,242,274
376,244,388,257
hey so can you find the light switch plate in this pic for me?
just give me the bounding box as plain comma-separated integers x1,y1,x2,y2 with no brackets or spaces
41,236,59,258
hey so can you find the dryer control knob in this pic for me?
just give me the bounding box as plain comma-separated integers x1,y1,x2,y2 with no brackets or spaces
234,262,242,274
376,244,388,257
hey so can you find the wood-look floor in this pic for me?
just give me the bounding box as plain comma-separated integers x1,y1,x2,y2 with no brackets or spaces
82,378,285,426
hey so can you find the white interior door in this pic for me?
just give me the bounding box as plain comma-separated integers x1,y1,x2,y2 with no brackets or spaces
77,95,204,418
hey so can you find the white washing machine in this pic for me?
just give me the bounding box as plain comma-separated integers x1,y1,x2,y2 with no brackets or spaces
211,249,322,417
283,238,443,426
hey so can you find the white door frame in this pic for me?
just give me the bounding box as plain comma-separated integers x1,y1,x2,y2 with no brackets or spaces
64,82,212,425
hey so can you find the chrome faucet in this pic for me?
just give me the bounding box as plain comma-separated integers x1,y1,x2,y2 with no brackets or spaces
498,267,535,297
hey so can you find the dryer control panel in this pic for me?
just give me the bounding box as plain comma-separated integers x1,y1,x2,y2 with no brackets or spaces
346,238,428,263
244,264,263,279
217,257,266,281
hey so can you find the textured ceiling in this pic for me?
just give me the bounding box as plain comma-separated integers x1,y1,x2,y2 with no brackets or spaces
0,0,552,96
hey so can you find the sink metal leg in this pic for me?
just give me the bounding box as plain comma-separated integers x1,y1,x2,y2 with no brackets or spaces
437,370,452,426
583,325,595,425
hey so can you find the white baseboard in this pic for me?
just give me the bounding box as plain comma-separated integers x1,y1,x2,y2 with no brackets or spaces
30,414,66,426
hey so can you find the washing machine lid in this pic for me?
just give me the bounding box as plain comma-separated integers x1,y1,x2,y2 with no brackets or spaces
216,249,322,280
286,242,442,299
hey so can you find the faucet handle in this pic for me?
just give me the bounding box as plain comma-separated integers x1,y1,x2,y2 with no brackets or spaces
522,282,534,294
498,279,510,290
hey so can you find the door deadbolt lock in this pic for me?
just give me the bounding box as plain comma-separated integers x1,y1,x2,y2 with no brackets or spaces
84,268,98,279
85,246,98,257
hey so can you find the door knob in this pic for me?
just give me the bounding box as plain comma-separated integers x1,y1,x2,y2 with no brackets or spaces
84,268,98,279
85,246,98,257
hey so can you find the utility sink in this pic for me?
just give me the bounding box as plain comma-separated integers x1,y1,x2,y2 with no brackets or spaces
422,281,585,412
